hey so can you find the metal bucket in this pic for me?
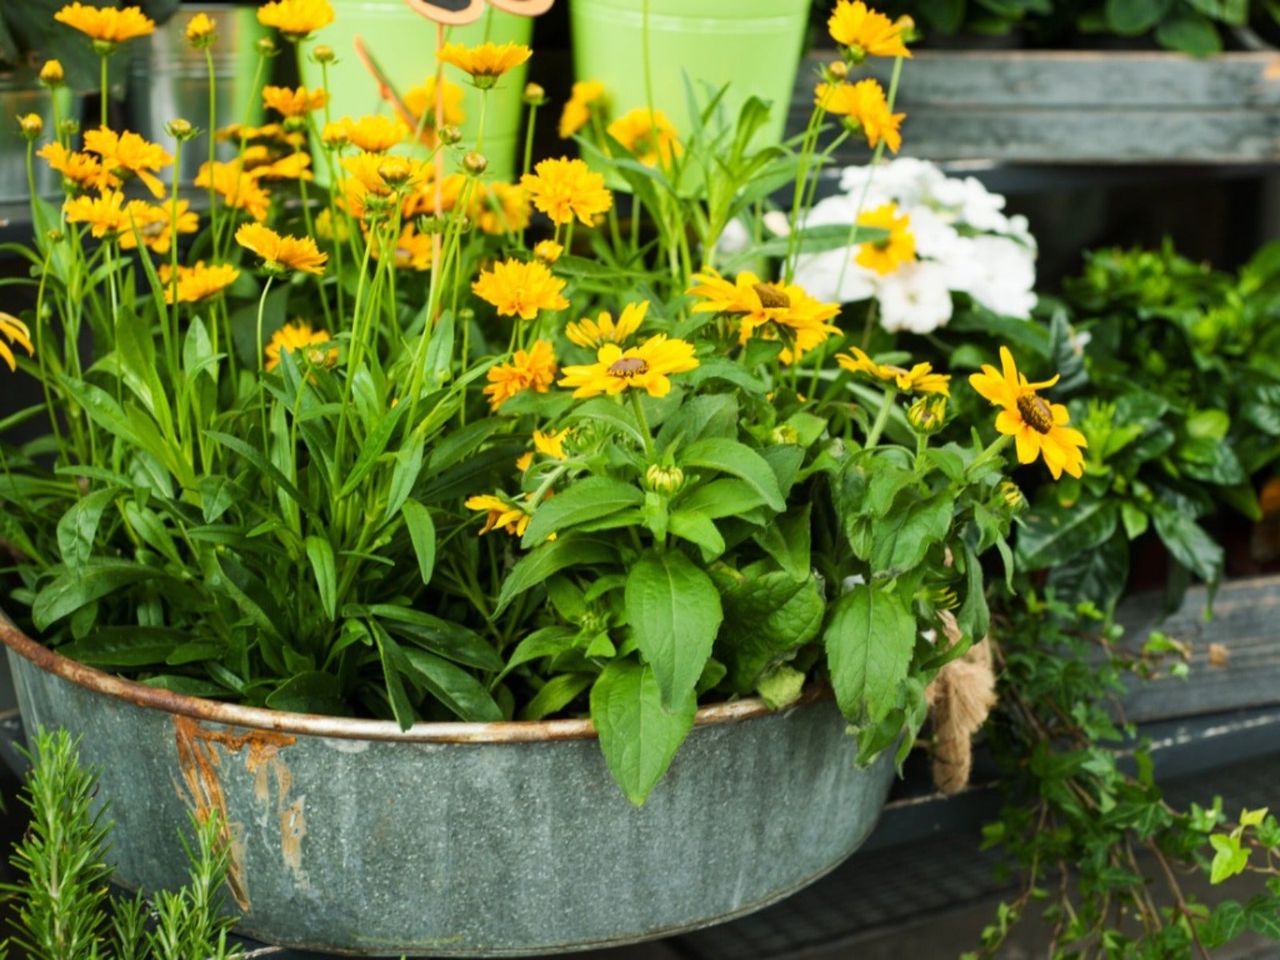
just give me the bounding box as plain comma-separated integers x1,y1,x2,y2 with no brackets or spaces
0,72,72,203
0,617,893,957
125,4,268,184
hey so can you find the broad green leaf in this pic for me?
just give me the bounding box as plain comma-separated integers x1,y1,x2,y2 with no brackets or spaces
1155,10,1222,53
756,663,806,710
522,476,644,547
625,550,723,708
869,493,953,575
56,487,117,569
1153,506,1223,582
59,626,188,667
679,437,785,511
564,397,647,448
718,572,824,693
824,585,915,724
668,509,726,558
305,536,338,620
674,478,766,519
32,561,168,630
1016,498,1119,571
1209,834,1249,884
753,504,811,581
496,626,579,682
590,658,696,806
1106,0,1171,33
494,535,619,615
401,500,437,585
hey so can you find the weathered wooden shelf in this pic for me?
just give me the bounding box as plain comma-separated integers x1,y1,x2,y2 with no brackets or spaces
794,49,1280,164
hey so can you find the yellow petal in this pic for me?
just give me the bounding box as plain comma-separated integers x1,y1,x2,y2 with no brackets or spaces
1014,427,1040,465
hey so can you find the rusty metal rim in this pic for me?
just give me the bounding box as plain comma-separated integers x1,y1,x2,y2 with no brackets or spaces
0,616,826,743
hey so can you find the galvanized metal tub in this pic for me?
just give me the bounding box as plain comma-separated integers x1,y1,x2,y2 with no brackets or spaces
0,619,893,957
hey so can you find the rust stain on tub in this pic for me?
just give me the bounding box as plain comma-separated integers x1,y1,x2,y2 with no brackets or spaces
173,717,296,910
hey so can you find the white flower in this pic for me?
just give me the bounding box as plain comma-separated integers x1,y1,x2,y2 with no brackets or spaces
906,205,961,261
793,247,877,304
875,260,954,334
929,174,1011,234
945,235,1037,319
715,217,751,256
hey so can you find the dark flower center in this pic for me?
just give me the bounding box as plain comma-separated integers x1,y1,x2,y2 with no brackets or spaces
753,283,791,309
1016,393,1054,434
608,356,649,378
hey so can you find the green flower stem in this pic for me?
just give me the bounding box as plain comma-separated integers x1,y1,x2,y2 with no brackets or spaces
864,386,896,449
630,389,656,459
32,245,67,462
254,273,276,441
782,103,826,280
967,432,1013,478
204,47,220,244
99,54,109,128
168,138,184,375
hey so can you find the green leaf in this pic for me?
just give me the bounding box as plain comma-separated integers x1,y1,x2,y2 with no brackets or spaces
384,441,425,522
299,537,338,623
1106,0,1171,33
1154,10,1222,53
674,478,767,519
756,663,806,710
56,487,118,569
494,535,619,616
59,626,188,668
401,500,437,585
754,505,811,581
824,585,916,724
679,437,785,511
519,673,594,721
337,399,408,497
625,550,723,709
1153,506,1223,582
1047,529,1130,611
1016,498,1119,571
1209,833,1250,884
371,622,416,730
496,626,579,681
668,510,726,558
718,572,824,693
870,493,953,575
564,397,647,448
348,604,503,672
522,476,644,547
401,648,504,722
32,561,168,630
590,658,696,806
266,672,349,715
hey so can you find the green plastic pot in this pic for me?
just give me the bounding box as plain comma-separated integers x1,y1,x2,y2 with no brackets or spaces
300,0,533,182
569,0,811,149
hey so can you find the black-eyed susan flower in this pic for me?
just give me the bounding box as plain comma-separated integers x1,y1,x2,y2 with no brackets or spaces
558,334,698,399
465,492,532,537
472,259,568,321
607,108,682,167
256,0,334,38
517,427,570,470
262,85,327,118
160,262,240,304
565,301,647,350
438,41,531,89
815,79,903,153
828,1,911,60
687,269,840,364
236,222,328,275
483,339,558,410
82,127,173,199
0,313,34,372
559,80,605,139
855,202,915,275
520,157,612,227
265,320,333,372
969,346,1087,480
54,3,155,45
838,347,950,396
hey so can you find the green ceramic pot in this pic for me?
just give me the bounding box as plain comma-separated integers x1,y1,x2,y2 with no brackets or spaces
300,0,533,182
569,0,811,148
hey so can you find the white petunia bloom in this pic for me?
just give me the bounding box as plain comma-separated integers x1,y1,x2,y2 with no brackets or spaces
876,261,955,334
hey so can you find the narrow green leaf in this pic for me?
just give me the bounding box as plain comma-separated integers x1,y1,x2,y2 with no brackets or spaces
494,535,619,615
305,536,337,620
400,500,436,585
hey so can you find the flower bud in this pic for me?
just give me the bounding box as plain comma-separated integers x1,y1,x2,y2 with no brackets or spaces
463,151,488,176
438,124,463,146
320,121,349,149
186,12,216,47
256,36,278,57
166,117,197,141
17,114,43,140
523,82,546,106
59,118,80,139
39,60,64,87
45,229,65,244
378,156,413,186
645,464,685,495
771,424,800,445
825,60,848,82
533,239,562,264
907,395,947,434
312,44,336,64
998,480,1025,511
416,214,445,234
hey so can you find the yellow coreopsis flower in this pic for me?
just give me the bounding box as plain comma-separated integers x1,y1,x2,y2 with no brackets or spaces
473,181,530,236
161,262,240,304
559,80,606,139
63,190,128,237
236,222,328,275
566,301,648,350
855,202,915,275
333,115,408,153
39,60,65,86
438,41,531,88
533,239,563,264
520,157,612,227
815,79,904,153
0,313,34,372
262,85,327,118
828,1,911,59
257,0,334,38
264,320,334,372
837,347,950,396
39,142,110,191
687,269,840,364
82,127,173,199
371,224,434,271
472,259,569,321
465,493,533,538
54,3,155,45
607,108,682,167
403,75,466,143
483,339,558,410
252,151,314,182
969,347,1087,480
118,198,198,255
195,160,272,221
186,12,216,46
559,334,699,399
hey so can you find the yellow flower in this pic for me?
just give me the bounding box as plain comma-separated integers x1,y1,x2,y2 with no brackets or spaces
265,320,334,372
969,346,1087,480
39,60,65,86
0,313,34,372
472,259,568,321
559,334,698,399
333,115,407,153
484,339,558,410
54,3,155,44
39,142,109,191
236,222,328,275
82,127,173,199
687,269,840,364
257,0,334,38
566,301,648,350
828,1,912,59
262,85,327,118
18,114,44,140
63,190,128,237
118,198,198,255
402,76,466,145
559,80,605,139
186,12,215,45
473,181,529,235
252,151,314,182
533,428,570,460
160,262,240,304
465,493,533,538
195,160,271,221
520,157,612,227
607,108,682,167
815,79,903,153
855,202,915,276
371,224,434,271
837,347,950,396
438,42,531,87
534,239,563,264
